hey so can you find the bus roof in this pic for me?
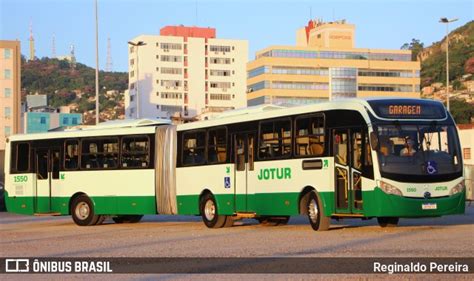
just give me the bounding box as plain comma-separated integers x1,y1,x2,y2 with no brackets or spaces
178,98,447,131
7,119,165,142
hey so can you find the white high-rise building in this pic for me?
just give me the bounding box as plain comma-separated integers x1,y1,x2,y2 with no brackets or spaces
126,25,248,120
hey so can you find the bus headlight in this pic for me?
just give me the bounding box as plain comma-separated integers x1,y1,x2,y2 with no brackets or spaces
379,181,403,196
449,181,465,196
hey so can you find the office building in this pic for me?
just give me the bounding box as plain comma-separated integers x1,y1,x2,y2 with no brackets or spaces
247,19,421,106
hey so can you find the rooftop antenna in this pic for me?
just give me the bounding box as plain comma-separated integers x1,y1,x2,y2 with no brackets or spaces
28,19,35,61
105,37,113,72
70,44,76,68
52,33,56,58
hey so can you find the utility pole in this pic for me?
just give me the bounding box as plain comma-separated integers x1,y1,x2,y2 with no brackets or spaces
95,0,100,125
439,17,458,112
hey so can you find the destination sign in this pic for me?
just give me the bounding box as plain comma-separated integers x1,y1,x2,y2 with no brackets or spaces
368,100,447,120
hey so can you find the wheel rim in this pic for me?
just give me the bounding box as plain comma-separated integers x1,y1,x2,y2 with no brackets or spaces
204,199,216,221
308,198,319,223
75,202,90,220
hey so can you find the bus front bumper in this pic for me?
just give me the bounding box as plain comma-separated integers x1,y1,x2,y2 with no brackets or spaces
363,187,466,218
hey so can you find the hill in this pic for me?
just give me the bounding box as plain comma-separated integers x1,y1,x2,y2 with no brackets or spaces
418,20,474,87
21,57,128,124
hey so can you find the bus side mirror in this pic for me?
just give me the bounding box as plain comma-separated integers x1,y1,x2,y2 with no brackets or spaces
370,132,379,151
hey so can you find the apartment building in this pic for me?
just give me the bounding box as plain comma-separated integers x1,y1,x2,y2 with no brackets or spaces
247,19,421,106
0,40,21,149
126,25,248,120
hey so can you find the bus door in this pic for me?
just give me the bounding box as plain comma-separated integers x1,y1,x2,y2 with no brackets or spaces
34,148,60,213
333,128,364,214
233,132,256,212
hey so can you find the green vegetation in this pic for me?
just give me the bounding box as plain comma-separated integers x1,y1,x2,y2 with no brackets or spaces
448,99,474,124
21,57,128,115
418,21,474,87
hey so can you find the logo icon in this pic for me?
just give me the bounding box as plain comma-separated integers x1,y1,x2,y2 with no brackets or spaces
424,191,432,199
224,177,231,189
5,259,29,273
426,161,438,175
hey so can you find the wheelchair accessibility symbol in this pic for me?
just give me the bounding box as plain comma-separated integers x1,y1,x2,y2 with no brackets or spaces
224,176,231,188
426,161,438,175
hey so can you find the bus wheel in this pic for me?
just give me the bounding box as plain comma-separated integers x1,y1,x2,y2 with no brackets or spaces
377,217,399,227
113,215,143,224
307,192,330,231
71,195,100,226
200,193,226,228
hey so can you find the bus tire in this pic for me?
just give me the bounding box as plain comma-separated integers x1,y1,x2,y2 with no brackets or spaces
307,191,330,231
200,193,226,228
377,217,399,227
71,195,100,226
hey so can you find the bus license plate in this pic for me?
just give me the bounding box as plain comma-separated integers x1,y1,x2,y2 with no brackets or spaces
422,203,437,210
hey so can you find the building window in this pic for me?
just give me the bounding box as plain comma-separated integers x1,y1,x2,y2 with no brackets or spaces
4,88,12,98
4,69,12,79
11,142,30,172
72,117,78,125
161,67,182,75
63,117,69,124
161,43,182,50
40,117,46,124
4,49,12,59
4,126,11,137
4,107,11,119
464,148,471,160
209,45,231,53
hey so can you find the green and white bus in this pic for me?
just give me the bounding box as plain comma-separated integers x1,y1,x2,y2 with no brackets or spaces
4,99,465,230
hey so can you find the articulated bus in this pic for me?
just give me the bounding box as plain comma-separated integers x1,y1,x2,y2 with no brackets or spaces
4,99,465,230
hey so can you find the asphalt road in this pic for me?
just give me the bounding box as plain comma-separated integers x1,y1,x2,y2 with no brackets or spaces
1,205,473,279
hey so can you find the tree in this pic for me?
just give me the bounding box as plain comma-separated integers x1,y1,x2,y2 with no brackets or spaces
401,38,424,61
449,99,474,124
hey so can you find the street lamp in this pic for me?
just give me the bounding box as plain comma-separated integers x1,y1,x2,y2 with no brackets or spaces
439,17,458,112
127,40,146,119
94,0,100,125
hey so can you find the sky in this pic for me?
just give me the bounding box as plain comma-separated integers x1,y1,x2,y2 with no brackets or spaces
1,0,472,72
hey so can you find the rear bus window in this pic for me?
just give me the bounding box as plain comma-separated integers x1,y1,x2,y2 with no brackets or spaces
11,142,30,173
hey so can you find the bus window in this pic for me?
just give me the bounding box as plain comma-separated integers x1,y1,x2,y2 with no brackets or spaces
13,143,30,172
352,131,363,170
52,150,60,179
208,128,227,164
183,131,206,165
122,136,150,168
64,140,79,170
81,138,119,169
259,119,291,159
295,115,325,156
334,131,348,165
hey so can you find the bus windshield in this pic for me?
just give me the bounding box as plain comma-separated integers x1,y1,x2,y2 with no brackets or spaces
375,123,462,180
